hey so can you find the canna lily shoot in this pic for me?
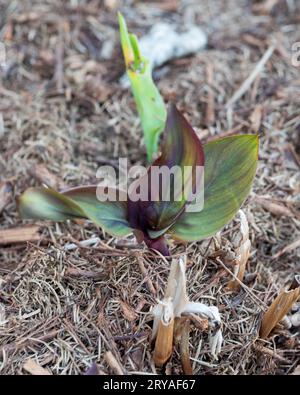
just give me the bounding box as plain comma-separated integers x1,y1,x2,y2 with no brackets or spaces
18,105,258,256
118,13,167,161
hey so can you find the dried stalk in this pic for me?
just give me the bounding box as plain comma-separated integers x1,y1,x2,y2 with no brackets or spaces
180,319,193,375
153,316,175,367
152,257,223,368
228,210,251,291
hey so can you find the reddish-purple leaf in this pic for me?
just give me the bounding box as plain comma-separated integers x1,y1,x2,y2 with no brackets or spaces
127,104,204,254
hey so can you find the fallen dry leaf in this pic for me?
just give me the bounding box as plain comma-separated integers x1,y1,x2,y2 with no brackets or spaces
250,105,263,132
260,275,300,338
23,358,52,375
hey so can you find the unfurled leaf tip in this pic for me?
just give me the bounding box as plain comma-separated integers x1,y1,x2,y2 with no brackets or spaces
118,12,134,68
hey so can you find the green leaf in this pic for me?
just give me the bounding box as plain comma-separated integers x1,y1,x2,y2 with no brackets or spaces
19,186,132,237
18,187,86,220
118,12,167,161
170,135,258,241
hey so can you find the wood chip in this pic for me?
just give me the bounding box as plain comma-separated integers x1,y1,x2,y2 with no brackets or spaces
23,358,52,375
255,196,294,217
28,164,66,189
250,104,263,132
64,267,103,280
104,351,124,375
0,225,41,245
148,0,179,11
119,300,137,322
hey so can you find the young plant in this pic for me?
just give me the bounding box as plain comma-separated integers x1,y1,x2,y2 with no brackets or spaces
118,13,166,161
19,105,258,256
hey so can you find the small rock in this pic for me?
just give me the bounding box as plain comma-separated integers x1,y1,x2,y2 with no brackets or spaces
100,40,115,60
139,23,207,69
290,312,300,327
